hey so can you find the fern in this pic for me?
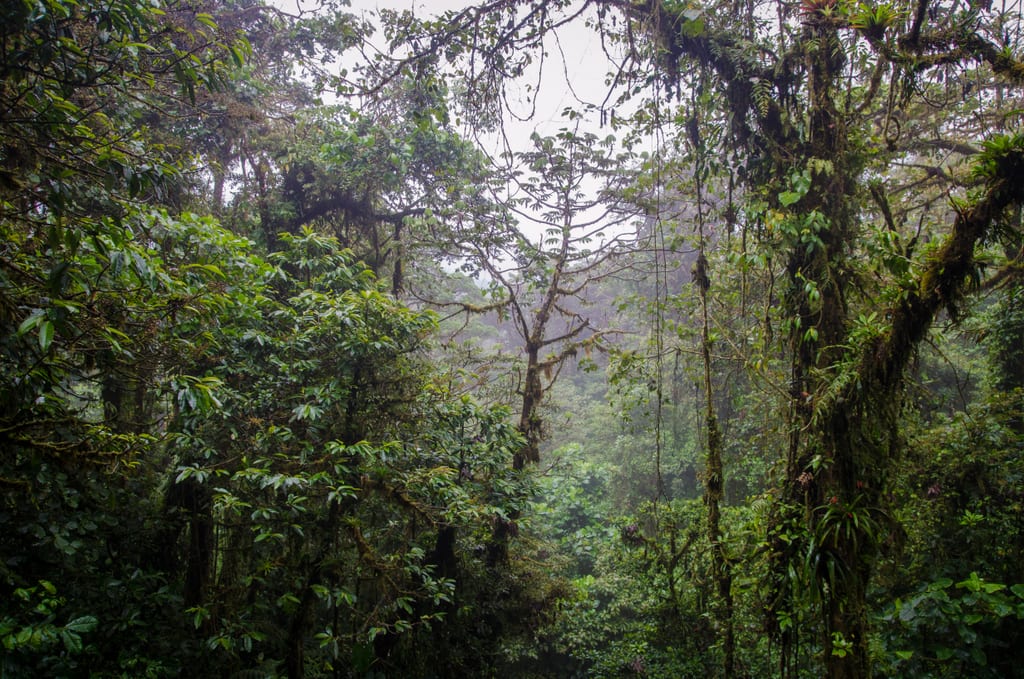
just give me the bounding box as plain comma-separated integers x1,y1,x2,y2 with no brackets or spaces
752,77,774,117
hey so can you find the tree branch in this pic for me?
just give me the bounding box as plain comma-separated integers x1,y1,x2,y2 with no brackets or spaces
867,150,1024,390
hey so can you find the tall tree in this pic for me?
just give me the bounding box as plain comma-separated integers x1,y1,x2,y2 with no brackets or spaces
1,2,543,675
166,227,527,676
427,128,646,468
0,2,258,673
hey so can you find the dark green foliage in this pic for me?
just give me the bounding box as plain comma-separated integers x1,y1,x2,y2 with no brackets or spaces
0,2,542,675
874,575,1024,678
873,387,1024,677
165,228,535,676
893,394,1024,584
987,286,1024,395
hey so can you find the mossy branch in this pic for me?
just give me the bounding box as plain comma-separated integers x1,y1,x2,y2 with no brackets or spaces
866,141,1024,392
894,25,1024,81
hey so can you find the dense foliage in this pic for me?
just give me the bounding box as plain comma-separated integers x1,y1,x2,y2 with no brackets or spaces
2,0,1023,677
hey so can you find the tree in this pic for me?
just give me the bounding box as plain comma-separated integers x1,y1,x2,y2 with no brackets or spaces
0,1,265,663
1,2,535,675
424,127,646,469
5,0,1023,675
253,98,497,293
164,227,528,676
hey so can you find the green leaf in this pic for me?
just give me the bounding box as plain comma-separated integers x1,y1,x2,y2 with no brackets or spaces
64,616,97,634
195,13,218,29
38,320,54,351
957,572,984,592
17,311,44,336
229,44,247,67
779,191,802,207
60,630,83,653
254,531,282,543
680,12,705,37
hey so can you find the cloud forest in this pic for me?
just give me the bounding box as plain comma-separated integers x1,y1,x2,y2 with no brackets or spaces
1,1,1024,677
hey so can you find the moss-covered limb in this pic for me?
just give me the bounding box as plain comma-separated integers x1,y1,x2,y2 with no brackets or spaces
788,169,1024,650
891,24,1024,81
611,0,755,78
981,257,1024,292
905,0,931,46
804,146,1024,478
704,413,736,676
866,148,1024,393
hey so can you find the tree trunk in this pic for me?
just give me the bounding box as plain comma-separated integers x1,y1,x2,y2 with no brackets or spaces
698,244,734,677
515,343,544,469
167,476,214,610
285,500,341,679
392,220,404,295
775,17,877,676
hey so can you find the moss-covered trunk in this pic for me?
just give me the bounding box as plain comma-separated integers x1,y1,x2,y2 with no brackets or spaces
775,17,876,677
515,343,544,469
699,244,734,677
619,1,1024,676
